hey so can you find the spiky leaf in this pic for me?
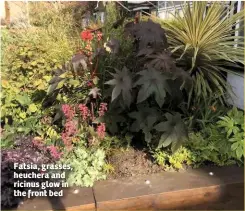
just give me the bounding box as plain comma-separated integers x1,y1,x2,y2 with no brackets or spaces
162,1,244,103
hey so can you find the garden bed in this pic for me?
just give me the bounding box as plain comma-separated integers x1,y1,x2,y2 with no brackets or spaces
11,165,244,211
1,2,244,210
107,148,164,179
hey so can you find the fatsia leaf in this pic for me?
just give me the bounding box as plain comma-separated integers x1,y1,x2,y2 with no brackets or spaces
154,112,188,152
134,68,170,107
105,67,133,107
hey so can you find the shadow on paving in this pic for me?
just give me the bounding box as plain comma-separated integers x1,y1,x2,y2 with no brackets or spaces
92,165,244,210
1,165,244,211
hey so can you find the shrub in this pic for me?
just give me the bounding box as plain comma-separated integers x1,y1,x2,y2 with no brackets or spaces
1,4,81,146
162,1,244,105
153,147,193,170
217,107,244,160
153,123,241,170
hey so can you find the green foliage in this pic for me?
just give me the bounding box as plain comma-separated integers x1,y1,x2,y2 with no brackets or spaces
153,120,242,170
153,108,244,169
162,1,244,105
60,148,106,187
180,93,229,130
1,81,42,143
1,2,80,148
186,126,239,167
153,147,193,170
217,107,244,160
154,113,188,152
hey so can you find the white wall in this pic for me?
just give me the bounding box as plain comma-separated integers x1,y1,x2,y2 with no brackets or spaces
227,73,244,110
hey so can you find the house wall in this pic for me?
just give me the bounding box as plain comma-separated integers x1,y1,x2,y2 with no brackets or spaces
0,1,5,21
0,1,29,26
227,73,244,110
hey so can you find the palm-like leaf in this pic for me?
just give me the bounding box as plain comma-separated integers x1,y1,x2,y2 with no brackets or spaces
162,1,244,105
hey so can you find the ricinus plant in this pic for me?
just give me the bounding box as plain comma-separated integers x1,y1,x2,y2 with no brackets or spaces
99,18,193,152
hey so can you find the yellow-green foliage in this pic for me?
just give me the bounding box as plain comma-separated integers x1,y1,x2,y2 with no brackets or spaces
1,2,82,147
153,122,242,170
153,147,193,170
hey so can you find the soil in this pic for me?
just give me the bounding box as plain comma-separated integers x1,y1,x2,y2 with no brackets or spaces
107,148,164,179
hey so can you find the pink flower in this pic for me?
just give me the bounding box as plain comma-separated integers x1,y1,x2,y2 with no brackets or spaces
97,31,103,41
98,103,107,117
78,104,90,120
47,145,63,159
87,81,93,87
32,138,46,151
61,120,78,149
62,104,75,120
97,123,106,139
61,132,71,147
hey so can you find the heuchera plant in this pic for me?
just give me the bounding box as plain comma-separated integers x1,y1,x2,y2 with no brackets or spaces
1,136,56,208
60,101,108,150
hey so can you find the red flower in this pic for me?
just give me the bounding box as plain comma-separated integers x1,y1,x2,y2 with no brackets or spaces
81,30,93,41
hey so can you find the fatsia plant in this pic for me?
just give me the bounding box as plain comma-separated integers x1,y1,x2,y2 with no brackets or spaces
162,1,244,105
